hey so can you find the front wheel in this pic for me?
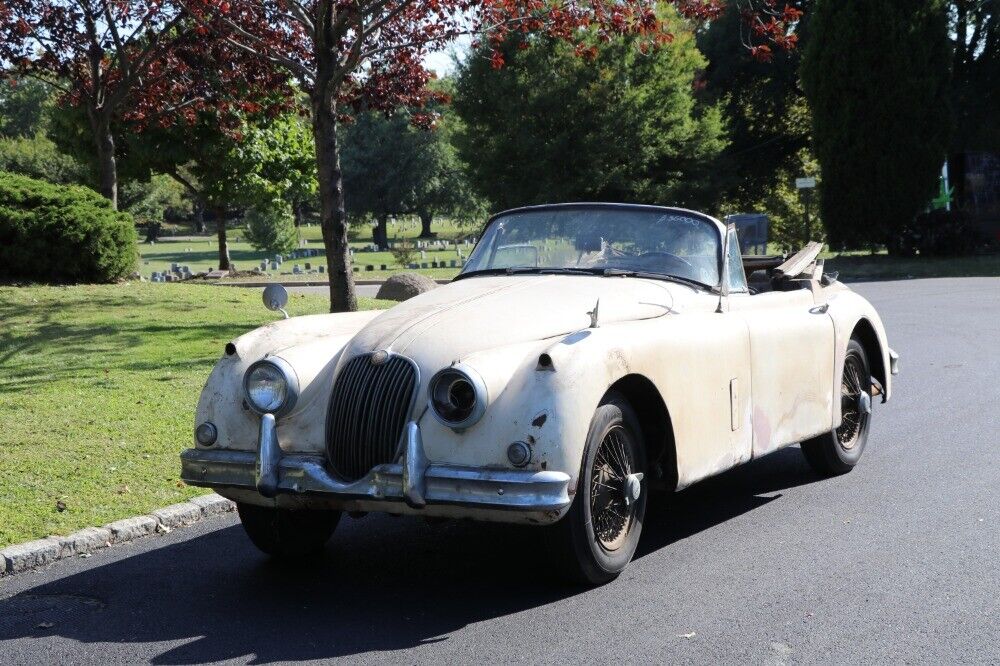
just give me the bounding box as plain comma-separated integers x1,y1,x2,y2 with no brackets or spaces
801,338,873,475
546,392,647,586
236,502,341,559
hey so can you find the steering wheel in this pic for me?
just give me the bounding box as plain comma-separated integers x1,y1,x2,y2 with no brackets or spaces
636,251,693,271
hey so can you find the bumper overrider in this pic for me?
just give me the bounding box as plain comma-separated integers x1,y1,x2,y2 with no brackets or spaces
181,418,573,525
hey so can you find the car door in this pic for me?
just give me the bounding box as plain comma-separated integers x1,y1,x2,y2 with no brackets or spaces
724,233,836,457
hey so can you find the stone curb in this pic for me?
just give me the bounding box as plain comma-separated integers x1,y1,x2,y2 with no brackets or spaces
0,494,235,578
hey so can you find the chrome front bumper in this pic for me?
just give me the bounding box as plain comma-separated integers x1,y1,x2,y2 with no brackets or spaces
180,420,573,525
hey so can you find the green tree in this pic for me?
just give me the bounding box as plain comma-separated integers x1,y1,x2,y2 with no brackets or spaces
0,78,51,139
49,106,315,270
802,0,953,251
244,199,298,255
341,109,484,248
452,10,727,212
949,1,999,152
698,1,812,215
0,133,90,186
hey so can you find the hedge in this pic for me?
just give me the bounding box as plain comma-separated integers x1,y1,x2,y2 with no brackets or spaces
0,171,137,284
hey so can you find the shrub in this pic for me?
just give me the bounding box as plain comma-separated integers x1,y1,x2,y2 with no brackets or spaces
244,200,298,255
388,239,417,267
0,171,137,283
891,209,987,257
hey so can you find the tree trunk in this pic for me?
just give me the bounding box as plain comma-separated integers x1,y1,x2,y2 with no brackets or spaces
312,92,357,312
215,206,231,271
194,204,206,234
418,211,436,238
292,201,304,227
88,110,118,210
166,169,207,234
373,214,389,250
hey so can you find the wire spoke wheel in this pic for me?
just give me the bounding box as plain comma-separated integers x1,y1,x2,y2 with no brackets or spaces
590,425,637,551
836,353,868,450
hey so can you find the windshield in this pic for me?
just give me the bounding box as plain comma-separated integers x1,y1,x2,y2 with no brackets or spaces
461,206,722,287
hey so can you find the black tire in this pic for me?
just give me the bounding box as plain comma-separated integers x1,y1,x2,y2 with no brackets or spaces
236,502,341,558
546,392,647,586
801,338,872,475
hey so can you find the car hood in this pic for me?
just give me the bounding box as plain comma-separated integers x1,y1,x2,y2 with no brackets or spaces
344,274,686,362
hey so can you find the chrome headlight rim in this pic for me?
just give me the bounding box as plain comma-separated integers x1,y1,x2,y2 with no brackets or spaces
243,356,299,417
428,363,488,430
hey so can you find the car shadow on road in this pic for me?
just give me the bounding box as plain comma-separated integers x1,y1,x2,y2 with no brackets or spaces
0,448,820,663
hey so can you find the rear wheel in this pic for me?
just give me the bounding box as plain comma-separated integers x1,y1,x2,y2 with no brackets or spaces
547,392,647,586
236,502,341,558
801,338,872,475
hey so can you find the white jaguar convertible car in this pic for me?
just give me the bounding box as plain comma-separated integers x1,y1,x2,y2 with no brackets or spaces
181,203,897,584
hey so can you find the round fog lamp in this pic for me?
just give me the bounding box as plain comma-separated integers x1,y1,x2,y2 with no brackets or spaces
507,441,531,467
196,422,217,446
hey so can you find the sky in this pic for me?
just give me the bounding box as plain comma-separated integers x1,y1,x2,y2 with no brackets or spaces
423,36,472,77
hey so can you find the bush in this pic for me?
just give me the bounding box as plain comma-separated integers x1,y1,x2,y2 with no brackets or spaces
0,171,137,284
244,200,298,255
388,239,417,268
891,209,987,257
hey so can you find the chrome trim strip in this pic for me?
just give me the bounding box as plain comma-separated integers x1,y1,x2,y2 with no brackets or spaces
180,423,571,517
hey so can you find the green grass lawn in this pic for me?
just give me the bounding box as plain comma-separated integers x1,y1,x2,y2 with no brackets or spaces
141,217,474,282
0,283,392,547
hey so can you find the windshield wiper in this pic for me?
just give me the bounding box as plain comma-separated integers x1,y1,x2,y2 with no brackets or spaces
599,268,712,291
455,266,714,291
454,267,599,281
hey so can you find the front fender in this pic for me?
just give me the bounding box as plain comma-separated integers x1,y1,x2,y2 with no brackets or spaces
193,311,384,453
825,286,893,426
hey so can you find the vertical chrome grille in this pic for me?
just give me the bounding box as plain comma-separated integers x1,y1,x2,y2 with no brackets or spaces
325,353,418,482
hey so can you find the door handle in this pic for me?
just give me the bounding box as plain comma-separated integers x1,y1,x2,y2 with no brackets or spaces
810,304,829,314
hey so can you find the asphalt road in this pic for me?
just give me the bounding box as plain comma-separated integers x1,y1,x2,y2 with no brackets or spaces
1,277,998,664
287,284,382,298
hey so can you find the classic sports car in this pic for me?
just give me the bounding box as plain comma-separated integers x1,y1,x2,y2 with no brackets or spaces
181,203,898,584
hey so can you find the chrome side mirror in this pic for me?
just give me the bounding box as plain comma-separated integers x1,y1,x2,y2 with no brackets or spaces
262,284,289,319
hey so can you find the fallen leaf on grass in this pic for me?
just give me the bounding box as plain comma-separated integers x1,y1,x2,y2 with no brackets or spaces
55,500,67,512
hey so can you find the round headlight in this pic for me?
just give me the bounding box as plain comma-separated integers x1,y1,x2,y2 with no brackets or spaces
243,358,298,416
428,365,488,429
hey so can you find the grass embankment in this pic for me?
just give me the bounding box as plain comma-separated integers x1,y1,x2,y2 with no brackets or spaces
141,218,471,282
823,253,1000,280
0,283,392,546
